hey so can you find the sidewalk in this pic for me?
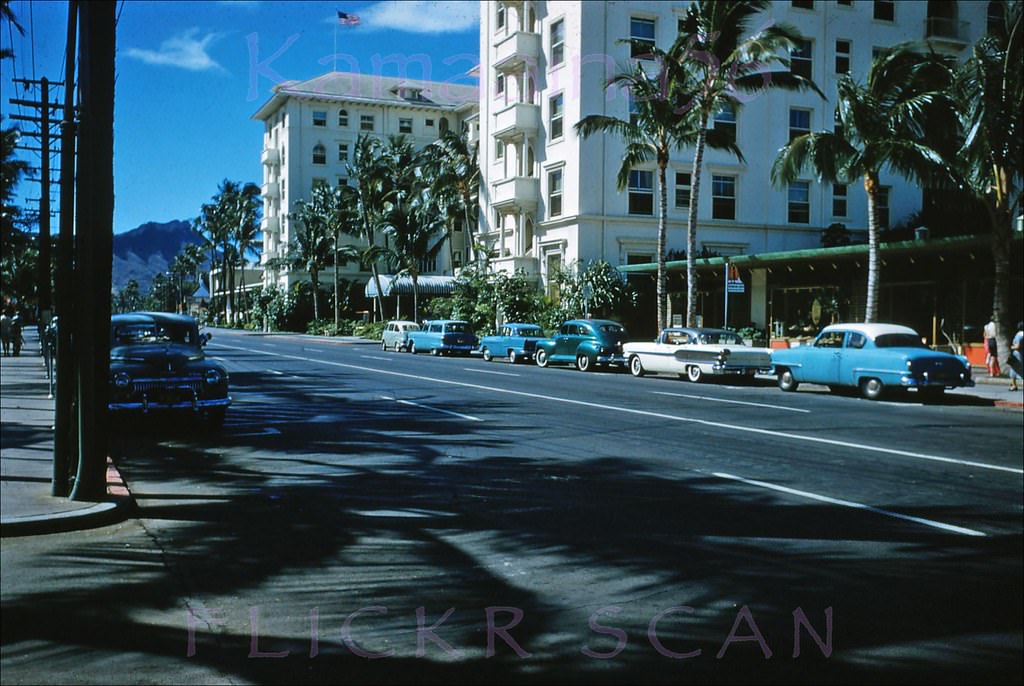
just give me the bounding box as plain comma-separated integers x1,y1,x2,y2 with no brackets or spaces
0,329,132,537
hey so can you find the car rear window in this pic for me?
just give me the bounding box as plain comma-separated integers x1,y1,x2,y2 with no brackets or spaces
446,322,468,333
875,333,925,348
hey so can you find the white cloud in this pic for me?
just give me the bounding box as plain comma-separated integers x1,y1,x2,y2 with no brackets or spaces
124,28,227,72
356,1,480,34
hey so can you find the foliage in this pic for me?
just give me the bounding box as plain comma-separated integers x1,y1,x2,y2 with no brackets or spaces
247,284,293,332
821,223,853,247
355,320,386,340
112,279,144,314
548,260,637,323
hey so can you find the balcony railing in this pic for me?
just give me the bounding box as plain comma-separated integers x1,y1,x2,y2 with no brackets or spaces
261,181,280,199
494,31,541,72
261,147,280,166
493,102,540,140
492,176,539,211
262,215,280,233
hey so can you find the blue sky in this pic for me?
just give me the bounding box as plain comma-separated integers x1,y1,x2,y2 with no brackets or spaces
1,0,480,234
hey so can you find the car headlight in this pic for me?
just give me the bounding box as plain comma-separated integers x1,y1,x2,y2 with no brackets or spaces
906,360,913,370
113,371,131,388
204,369,222,385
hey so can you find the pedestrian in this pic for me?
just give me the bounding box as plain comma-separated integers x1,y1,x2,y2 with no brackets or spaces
983,318,1000,377
11,312,24,356
0,310,10,356
1008,321,1023,392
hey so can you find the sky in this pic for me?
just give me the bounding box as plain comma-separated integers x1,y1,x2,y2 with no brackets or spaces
1,0,481,234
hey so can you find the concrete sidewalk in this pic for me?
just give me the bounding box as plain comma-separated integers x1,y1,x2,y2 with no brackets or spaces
0,329,132,537
1,328,1020,538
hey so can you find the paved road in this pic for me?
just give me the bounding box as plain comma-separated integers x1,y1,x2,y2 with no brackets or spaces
2,329,1021,684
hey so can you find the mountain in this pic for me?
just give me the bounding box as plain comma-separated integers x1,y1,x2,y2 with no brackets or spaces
112,220,204,293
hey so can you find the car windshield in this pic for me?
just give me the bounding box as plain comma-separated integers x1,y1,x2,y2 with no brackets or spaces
446,322,469,333
875,333,926,348
405,324,420,331
698,332,744,345
111,322,196,347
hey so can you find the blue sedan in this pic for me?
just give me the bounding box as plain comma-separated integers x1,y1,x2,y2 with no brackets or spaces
771,323,973,401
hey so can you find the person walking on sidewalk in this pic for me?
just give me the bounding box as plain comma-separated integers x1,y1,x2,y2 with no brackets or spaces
0,310,11,356
983,319,1001,377
1009,321,1023,392
11,312,24,356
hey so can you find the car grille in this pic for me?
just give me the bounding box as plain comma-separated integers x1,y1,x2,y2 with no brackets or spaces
132,377,202,394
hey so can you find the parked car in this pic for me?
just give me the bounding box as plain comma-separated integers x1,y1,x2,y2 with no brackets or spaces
381,320,420,351
407,320,479,356
535,319,629,372
770,322,973,400
623,327,772,382
108,312,231,427
478,323,547,363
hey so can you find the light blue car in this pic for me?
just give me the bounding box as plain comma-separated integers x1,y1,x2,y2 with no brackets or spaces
770,323,973,401
478,323,546,364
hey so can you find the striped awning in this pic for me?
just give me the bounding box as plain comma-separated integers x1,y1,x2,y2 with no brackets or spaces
364,275,457,298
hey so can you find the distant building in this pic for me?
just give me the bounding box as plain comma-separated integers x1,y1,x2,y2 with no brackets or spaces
252,72,479,309
475,0,992,319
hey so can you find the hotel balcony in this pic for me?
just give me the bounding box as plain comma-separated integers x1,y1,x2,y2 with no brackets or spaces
262,215,280,233
261,181,280,199
493,31,540,73
491,176,539,212
261,147,280,166
493,102,539,141
490,255,540,279
924,17,970,48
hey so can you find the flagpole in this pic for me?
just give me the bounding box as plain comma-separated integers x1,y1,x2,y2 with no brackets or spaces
333,16,338,72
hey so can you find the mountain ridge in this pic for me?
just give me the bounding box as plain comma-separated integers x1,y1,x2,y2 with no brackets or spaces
112,220,204,293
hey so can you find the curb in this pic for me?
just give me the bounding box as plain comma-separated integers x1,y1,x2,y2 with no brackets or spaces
0,458,136,538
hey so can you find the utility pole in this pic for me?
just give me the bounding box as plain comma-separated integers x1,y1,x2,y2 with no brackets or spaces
70,0,115,501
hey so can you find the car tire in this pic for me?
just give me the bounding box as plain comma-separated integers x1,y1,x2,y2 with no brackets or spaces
686,365,703,383
482,347,492,362
778,369,799,392
381,340,387,351
860,377,884,400
431,347,439,356
577,354,592,372
508,350,518,364
536,348,549,368
629,355,645,377
410,342,417,354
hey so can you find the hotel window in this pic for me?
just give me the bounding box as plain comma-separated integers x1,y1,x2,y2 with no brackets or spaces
549,93,564,140
312,177,327,190
832,184,848,217
874,0,894,21
675,172,691,209
399,118,413,134
875,187,890,228
838,0,852,5
835,40,851,74
312,144,326,165
439,117,449,135
338,109,349,127
496,3,505,31
360,114,374,131
789,108,811,142
338,143,348,163
630,17,656,59
312,110,327,127
711,175,736,220
988,0,1006,34
496,74,505,98
628,93,639,127
550,19,565,66
792,0,813,8
496,140,505,159
548,168,563,217
788,181,810,223
790,39,812,79
714,105,736,145
628,170,654,215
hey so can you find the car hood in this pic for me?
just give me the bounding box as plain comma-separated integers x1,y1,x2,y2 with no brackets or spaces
110,343,206,371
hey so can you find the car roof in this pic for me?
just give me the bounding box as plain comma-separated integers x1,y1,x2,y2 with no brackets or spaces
821,322,918,339
505,322,542,328
567,319,623,327
387,320,419,326
111,311,198,327
662,327,735,335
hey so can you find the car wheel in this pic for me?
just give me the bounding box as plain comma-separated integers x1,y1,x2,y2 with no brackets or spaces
577,354,592,372
629,355,645,377
686,365,703,383
860,377,884,400
410,342,417,354
431,347,439,356
778,369,799,392
536,349,549,368
381,340,387,351
508,350,518,364
482,347,492,362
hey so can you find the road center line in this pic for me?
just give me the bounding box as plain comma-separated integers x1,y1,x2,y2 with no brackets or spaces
213,342,1023,475
380,395,483,422
652,390,810,413
712,472,987,537
462,367,521,377
361,355,392,361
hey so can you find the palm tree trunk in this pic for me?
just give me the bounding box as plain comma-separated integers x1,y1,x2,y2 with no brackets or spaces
864,171,880,323
311,268,320,321
412,271,420,323
463,202,476,267
333,230,341,328
686,122,708,327
987,187,1013,370
657,159,668,332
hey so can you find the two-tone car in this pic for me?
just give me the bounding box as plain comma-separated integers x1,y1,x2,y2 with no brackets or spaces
407,320,479,356
770,322,973,400
381,320,420,351
478,323,546,364
535,319,629,372
624,327,772,382
108,312,230,428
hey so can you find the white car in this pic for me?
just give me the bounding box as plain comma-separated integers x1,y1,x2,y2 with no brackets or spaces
623,327,772,382
381,320,420,351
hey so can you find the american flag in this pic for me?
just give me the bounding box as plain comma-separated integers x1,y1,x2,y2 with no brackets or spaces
337,10,360,26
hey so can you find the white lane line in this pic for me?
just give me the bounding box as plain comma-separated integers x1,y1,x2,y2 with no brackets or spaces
232,427,282,437
268,370,284,375
380,395,483,422
652,390,810,414
463,367,521,377
214,343,1023,475
713,472,987,537
361,355,391,361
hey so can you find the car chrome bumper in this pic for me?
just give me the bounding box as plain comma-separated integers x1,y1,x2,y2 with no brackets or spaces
899,375,973,388
710,364,771,375
596,353,628,365
109,396,232,412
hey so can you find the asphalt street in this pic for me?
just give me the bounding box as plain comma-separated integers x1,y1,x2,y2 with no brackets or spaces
2,328,1021,685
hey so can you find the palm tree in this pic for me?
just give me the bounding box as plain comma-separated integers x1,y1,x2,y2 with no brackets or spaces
383,180,448,323
954,0,1022,363
228,182,262,320
346,135,392,320
281,191,335,322
772,45,956,322
426,131,480,268
576,46,737,331
674,0,822,326
0,0,25,62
